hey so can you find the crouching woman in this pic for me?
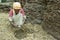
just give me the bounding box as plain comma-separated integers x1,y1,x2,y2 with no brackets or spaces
8,2,26,28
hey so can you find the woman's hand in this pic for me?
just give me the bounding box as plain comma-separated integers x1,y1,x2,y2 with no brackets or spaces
8,17,12,22
23,15,26,19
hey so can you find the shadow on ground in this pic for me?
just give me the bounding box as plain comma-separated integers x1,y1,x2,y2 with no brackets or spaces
14,29,27,39
14,29,35,39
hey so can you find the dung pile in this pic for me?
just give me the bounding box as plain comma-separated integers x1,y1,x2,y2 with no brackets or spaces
42,0,60,40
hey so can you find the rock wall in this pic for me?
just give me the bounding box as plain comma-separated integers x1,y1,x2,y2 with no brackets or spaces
0,3,12,12
42,0,60,40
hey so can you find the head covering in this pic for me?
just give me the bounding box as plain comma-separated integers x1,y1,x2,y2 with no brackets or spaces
13,2,21,9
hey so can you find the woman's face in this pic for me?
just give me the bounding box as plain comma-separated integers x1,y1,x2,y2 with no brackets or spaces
14,9,20,13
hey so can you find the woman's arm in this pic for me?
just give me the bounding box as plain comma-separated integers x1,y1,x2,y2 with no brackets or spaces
20,8,26,19
9,9,13,21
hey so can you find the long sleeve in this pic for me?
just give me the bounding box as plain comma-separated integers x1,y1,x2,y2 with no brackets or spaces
9,9,13,21
20,8,26,19
20,8,25,16
9,9,13,17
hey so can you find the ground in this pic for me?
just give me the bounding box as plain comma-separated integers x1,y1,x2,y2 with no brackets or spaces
0,13,57,40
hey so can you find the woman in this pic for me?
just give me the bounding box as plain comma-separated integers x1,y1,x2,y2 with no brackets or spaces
8,2,26,28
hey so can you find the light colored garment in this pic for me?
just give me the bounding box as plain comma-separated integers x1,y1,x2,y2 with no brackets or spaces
12,10,24,27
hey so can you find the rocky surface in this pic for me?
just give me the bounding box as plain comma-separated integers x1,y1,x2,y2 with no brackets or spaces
23,3,44,24
23,0,60,40
42,0,60,40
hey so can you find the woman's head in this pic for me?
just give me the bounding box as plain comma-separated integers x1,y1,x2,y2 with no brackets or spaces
13,2,21,13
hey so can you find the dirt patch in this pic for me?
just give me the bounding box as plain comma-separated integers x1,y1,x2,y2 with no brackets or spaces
0,13,56,40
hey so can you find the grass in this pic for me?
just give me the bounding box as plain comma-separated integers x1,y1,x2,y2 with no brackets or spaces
0,13,56,40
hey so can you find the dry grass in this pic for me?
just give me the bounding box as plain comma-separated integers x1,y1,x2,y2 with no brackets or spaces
0,13,56,40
